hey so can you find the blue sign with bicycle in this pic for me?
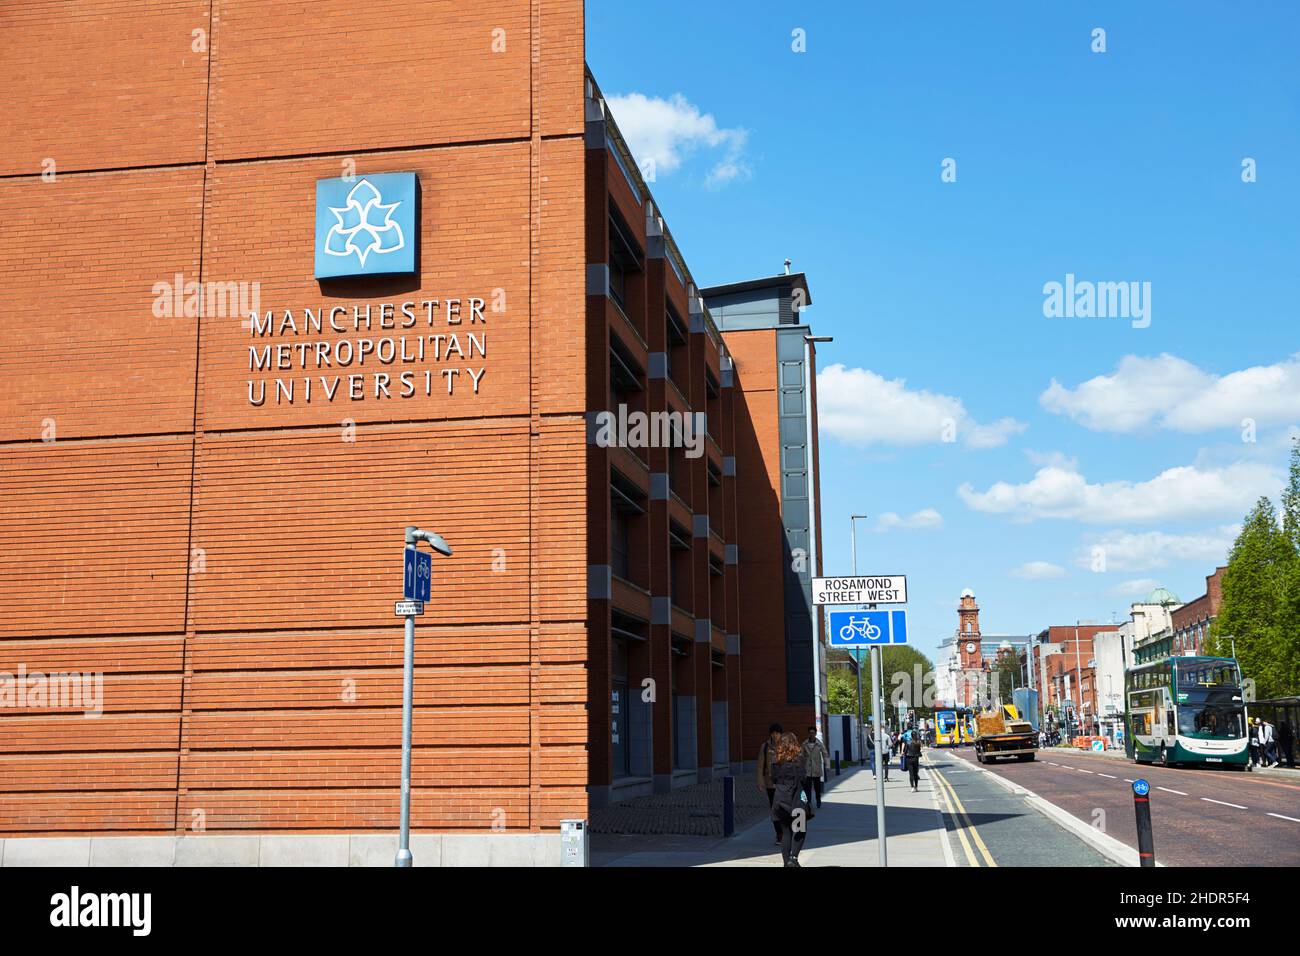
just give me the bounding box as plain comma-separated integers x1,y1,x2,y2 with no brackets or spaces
404,546,431,602
828,609,908,647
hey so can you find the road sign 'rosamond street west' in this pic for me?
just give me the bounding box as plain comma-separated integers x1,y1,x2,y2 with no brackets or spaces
812,575,907,606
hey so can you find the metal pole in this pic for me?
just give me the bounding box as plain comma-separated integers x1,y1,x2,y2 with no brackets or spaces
395,608,416,867
1074,624,1083,739
851,518,863,763
871,643,887,867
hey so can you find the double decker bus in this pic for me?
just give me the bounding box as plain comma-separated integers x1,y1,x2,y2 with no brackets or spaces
1124,655,1248,768
934,707,975,747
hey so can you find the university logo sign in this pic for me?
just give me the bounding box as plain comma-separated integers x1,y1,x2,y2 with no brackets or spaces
314,172,417,279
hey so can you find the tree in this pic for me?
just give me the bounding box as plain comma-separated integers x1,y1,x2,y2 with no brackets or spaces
993,651,1020,705
1207,486,1299,699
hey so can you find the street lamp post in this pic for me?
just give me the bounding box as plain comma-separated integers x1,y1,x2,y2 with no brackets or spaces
395,524,453,868
850,514,868,764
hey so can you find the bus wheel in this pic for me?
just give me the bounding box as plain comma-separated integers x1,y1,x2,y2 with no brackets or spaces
1159,745,1174,768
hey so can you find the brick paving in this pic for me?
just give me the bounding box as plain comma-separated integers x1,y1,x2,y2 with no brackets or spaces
590,776,772,836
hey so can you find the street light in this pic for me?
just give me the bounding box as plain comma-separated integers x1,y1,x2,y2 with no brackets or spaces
395,524,453,868
850,514,869,765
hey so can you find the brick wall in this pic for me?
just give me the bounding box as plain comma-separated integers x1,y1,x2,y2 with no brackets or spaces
0,0,588,837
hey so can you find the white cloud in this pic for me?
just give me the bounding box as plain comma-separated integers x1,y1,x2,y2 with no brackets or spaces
1010,561,1066,580
604,92,750,187
1041,353,1300,433
959,461,1277,524
875,508,944,531
1076,527,1239,573
817,364,1027,448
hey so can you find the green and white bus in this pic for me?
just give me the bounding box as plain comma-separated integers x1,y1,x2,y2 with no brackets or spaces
1124,655,1249,768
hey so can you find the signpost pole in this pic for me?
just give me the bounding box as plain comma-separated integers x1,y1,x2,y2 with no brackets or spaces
871,643,887,867
395,607,416,867
394,525,451,869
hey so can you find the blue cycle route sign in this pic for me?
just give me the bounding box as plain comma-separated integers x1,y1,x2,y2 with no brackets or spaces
1132,778,1150,797
827,609,907,648
404,547,432,602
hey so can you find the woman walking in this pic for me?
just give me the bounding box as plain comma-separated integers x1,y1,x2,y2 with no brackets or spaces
770,732,812,867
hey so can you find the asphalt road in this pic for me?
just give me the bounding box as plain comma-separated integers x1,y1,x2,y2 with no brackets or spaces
947,746,1300,867
921,749,1113,866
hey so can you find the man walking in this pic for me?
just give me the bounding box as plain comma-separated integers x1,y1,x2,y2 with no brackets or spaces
1248,718,1261,769
801,725,830,808
756,722,784,843
905,733,923,792
1261,719,1277,767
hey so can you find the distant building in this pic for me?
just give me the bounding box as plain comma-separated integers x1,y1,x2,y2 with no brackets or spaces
932,589,1032,708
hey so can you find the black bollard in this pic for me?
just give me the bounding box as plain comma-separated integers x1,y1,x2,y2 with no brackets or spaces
1132,779,1155,867
834,751,841,776
723,775,735,837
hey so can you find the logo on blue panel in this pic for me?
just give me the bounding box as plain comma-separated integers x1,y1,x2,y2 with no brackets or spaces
315,173,417,279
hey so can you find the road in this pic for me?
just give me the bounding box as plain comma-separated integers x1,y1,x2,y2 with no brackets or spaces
946,746,1300,866
921,749,1113,866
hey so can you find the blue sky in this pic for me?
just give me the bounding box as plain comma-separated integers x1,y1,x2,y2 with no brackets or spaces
586,1,1300,661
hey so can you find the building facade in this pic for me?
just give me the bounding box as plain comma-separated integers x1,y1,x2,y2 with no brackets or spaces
1170,568,1225,657
933,589,1031,708
0,1,824,865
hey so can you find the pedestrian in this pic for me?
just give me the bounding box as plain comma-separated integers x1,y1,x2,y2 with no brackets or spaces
906,732,923,792
770,731,812,867
866,725,876,778
1279,721,1296,769
801,725,829,809
1261,720,1277,767
756,722,785,843
1248,718,1261,769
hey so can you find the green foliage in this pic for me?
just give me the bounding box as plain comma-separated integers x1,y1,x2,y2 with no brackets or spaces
1208,439,1300,699
827,663,859,716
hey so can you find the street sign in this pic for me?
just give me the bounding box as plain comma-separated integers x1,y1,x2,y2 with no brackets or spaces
395,600,424,616
827,609,908,647
404,547,432,602
1132,778,1150,796
1091,739,1105,752
812,575,907,606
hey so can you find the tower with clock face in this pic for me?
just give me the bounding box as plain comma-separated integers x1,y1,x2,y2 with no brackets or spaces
956,588,983,706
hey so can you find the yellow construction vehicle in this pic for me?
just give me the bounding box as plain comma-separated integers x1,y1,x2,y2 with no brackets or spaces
973,703,1038,764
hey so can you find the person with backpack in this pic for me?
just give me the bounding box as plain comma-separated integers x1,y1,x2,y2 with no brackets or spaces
906,733,924,792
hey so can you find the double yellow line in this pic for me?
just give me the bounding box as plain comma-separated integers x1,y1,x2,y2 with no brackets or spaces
927,758,997,867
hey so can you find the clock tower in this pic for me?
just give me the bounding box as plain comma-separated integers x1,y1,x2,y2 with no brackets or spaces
957,588,983,707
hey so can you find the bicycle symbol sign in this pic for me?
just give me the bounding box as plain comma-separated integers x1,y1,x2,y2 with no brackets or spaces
827,609,907,647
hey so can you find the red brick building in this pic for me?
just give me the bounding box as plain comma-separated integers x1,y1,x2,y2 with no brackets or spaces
1035,625,1116,731
0,2,824,865
1170,567,1226,656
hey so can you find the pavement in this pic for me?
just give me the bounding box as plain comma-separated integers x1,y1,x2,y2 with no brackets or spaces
592,762,953,867
950,745,1300,866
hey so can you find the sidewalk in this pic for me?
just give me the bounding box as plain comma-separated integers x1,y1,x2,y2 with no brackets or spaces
593,763,951,867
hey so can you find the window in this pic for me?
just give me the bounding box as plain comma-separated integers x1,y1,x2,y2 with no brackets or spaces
669,523,691,608
608,207,642,316
610,474,646,586
611,509,630,580
666,302,688,386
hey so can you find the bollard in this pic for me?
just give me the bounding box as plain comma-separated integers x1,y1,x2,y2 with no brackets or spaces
1132,778,1155,867
834,751,841,776
723,775,735,837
